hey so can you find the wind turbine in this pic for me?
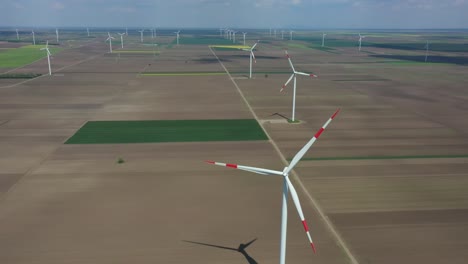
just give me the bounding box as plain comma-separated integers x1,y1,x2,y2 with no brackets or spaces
242,32,247,46
31,30,36,45
138,29,144,42
289,30,294,41
118,33,125,49
358,33,365,51
205,109,340,264
232,31,237,43
424,40,429,62
56,28,59,43
281,30,285,40
87,27,90,37
40,41,52,76
242,42,258,79
281,50,318,122
322,33,326,47
175,30,180,45
16,29,19,40
106,32,115,53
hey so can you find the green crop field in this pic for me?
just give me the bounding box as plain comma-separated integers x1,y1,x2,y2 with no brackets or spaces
65,119,268,144
0,45,61,68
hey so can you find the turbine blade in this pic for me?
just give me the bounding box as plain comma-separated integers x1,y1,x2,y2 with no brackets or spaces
251,42,258,50
285,50,296,72
251,51,256,64
295,71,317,78
281,74,295,92
205,161,283,176
284,109,340,175
285,177,316,253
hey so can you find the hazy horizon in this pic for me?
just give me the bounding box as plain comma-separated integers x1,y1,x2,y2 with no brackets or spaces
2,0,468,29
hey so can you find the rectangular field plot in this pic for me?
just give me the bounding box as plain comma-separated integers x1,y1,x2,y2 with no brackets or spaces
65,119,268,144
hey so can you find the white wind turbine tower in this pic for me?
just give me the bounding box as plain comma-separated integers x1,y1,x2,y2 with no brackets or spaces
175,30,181,45
174,30,180,46
242,42,258,79
205,109,340,264
106,32,115,53
232,31,237,43
40,41,52,76
322,33,327,47
281,50,318,122
289,30,294,41
16,29,19,40
425,40,429,62
56,28,59,43
242,32,247,46
138,29,144,42
31,30,36,45
118,33,125,49
281,30,285,40
358,33,365,51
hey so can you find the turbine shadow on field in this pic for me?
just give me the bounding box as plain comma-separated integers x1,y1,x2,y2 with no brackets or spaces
183,238,258,264
271,112,291,122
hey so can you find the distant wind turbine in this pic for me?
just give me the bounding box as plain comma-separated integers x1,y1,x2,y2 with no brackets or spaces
289,30,294,41
175,30,180,45
242,41,259,79
86,27,90,37
106,32,115,53
118,33,125,49
281,50,318,122
232,31,237,43
16,29,19,40
358,33,365,51
31,30,36,45
40,41,52,76
56,28,59,43
281,30,285,40
322,33,326,47
126,27,128,36
138,29,144,42
242,32,247,46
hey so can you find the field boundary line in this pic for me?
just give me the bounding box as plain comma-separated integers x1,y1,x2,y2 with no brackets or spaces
209,46,359,264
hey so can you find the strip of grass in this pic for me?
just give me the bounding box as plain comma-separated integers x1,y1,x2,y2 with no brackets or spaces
288,154,468,161
0,45,61,68
65,119,268,144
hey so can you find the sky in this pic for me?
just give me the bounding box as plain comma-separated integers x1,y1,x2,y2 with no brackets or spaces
2,0,468,29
